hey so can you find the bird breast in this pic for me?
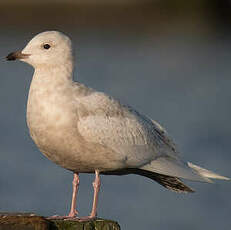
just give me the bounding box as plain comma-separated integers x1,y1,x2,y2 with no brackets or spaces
26,75,84,168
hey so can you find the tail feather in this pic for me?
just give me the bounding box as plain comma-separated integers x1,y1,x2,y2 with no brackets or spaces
102,160,229,193
188,162,230,181
153,175,194,193
102,168,194,193
140,157,229,183
140,157,212,182
136,170,194,193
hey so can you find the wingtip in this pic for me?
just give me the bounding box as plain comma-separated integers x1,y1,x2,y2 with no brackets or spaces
188,162,230,181
216,175,230,181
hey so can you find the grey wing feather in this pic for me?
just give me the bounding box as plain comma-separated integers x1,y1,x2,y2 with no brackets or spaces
76,91,181,168
140,157,212,182
75,87,229,182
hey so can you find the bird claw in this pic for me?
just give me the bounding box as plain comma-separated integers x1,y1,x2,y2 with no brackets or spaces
68,209,79,218
69,215,97,222
47,209,79,220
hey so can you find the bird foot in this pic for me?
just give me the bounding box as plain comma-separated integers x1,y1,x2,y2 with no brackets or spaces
68,209,79,217
46,215,97,222
47,208,79,220
74,215,97,222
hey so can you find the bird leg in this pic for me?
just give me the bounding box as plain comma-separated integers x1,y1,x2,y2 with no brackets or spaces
89,169,101,218
74,169,101,221
68,172,80,217
47,172,80,220
47,170,101,221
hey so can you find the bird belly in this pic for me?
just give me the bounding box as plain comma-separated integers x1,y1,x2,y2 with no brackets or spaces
27,102,126,173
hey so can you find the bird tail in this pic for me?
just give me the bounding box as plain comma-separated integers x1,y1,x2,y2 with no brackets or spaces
102,168,195,193
103,160,229,193
138,162,230,193
140,157,230,183
187,162,230,181
135,170,194,193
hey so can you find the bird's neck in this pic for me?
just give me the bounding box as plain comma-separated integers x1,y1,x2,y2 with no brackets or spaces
33,62,74,84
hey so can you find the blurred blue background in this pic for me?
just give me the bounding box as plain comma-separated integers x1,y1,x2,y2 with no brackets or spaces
0,0,231,229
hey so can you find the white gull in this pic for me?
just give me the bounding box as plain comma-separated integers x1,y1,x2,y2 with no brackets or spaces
6,31,229,220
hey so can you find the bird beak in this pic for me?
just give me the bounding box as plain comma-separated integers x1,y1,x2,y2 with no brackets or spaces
6,51,30,61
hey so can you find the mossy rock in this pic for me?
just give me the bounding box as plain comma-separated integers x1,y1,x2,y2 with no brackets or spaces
51,218,120,230
0,213,49,230
0,213,120,230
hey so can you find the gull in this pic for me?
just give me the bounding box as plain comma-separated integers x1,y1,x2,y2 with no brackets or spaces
6,31,229,220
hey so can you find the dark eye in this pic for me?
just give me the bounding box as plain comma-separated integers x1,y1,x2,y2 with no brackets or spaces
43,44,51,49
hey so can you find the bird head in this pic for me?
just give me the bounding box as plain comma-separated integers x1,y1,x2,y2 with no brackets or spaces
6,31,74,69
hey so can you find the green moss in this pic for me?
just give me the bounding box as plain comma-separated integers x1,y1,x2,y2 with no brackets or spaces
0,215,50,230
0,214,120,230
51,218,120,230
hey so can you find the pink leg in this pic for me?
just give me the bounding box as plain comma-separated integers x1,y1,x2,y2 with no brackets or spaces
89,170,101,218
73,170,101,221
68,173,80,217
47,170,101,222
47,172,80,220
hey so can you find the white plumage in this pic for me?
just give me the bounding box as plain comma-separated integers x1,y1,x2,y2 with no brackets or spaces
7,31,229,219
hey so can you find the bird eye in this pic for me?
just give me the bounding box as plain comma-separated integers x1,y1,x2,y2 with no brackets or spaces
43,44,51,49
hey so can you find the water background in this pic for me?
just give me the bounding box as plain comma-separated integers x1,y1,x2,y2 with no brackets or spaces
0,2,231,230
